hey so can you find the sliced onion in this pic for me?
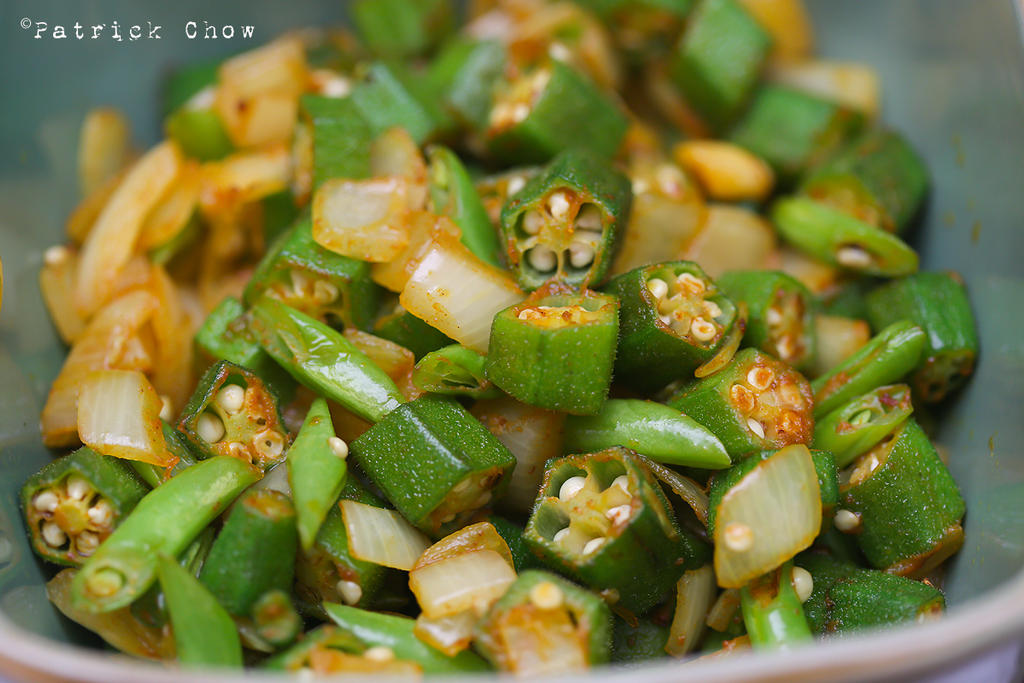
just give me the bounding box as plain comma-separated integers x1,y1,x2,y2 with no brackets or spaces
147,266,195,413
769,60,880,117
370,213,460,293
400,231,523,353
339,500,430,571
370,127,428,210
812,315,872,378
75,141,181,317
666,565,716,657
414,611,477,656
307,648,422,676
705,588,742,632
471,398,566,514
198,144,291,216
409,549,517,619
414,521,515,571
713,444,821,588
738,0,813,62
492,603,588,675
638,455,710,526
684,205,776,279
77,369,173,466
67,169,126,244
39,246,86,344
42,289,160,447
695,301,747,379
313,177,411,262
343,329,416,384
138,160,200,251
78,107,133,198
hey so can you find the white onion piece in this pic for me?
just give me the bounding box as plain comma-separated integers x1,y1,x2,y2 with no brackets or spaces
77,369,173,466
39,246,86,345
414,610,477,657
713,445,821,588
639,455,710,526
339,500,430,571
312,177,410,262
400,232,523,352
705,588,742,632
409,549,516,619
769,60,880,117
78,108,132,198
666,565,716,656
471,398,566,514
495,604,587,675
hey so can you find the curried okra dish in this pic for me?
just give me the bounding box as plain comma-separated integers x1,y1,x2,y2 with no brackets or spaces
26,0,978,675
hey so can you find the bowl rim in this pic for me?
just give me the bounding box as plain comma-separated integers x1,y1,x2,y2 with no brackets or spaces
0,567,1022,682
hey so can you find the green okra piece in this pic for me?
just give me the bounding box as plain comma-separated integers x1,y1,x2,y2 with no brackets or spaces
669,0,771,131
811,450,840,526
157,554,243,668
413,344,502,399
194,296,296,404
485,289,619,415
474,570,612,672
21,447,148,567
488,515,545,573
771,197,919,278
729,85,864,184
428,145,503,267
324,603,491,674
813,384,913,468
373,301,454,360
71,456,261,613
295,476,404,612
476,166,542,227
500,148,632,290
165,107,233,162
865,272,979,403
740,561,813,650
248,589,303,650
162,57,222,117
797,552,945,635
563,399,730,469
801,130,929,235
199,489,298,617
263,625,362,670
486,60,628,164
288,397,349,551
244,218,380,330
716,270,817,372
612,615,670,663
300,95,372,189
128,422,199,488
838,419,965,577
811,320,926,418
177,360,290,471
351,395,516,536
250,297,404,423
819,279,874,319
524,448,708,615
350,62,454,144
666,348,814,462
131,527,215,630
351,0,454,59
262,189,301,245
605,261,737,393
428,38,507,131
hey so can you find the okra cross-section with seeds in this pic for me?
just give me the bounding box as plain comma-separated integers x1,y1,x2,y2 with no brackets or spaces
22,447,148,566
524,448,707,615
177,361,289,471
605,261,737,393
485,288,619,415
350,395,516,537
717,270,817,371
500,148,632,291
667,348,814,461
813,384,913,469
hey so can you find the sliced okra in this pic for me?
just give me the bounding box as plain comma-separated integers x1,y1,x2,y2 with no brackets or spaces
865,272,978,403
811,449,840,526
198,489,298,618
299,95,373,190
524,448,708,615
500,149,632,291
801,130,929,235
246,588,303,651
771,197,919,278
813,384,913,468
667,348,814,461
244,217,380,331
413,344,502,399
488,515,545,574
611,614,671,663
428,38,508,132
475,167,541,227
485,289,619,415
474,570,613,673
717,270,817,372
351,0,454,59
669,0,771,131
177,360,290,471
128,423,200,489
605,261,737,393
837,419,965,577
193,295,297,404
428,145,503,267
486,60,628,164
372,301,454,360
288,397,349,551
263,623,423,675
131,527,215,630
797,552,945,635
740,560,813,649
351,395,517,537
811,320,926,418
350,62,454,144
21,447,148,566
729,84,865,184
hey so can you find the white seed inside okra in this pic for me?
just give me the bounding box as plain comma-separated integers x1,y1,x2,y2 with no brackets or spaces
33,491,59,513
690,318,717,341
746,367,775,392
313,280,339,305
328,436,348,459
527,246,557,272
197,412,226,443
41,522,66,548
836,245,873,269
553,528,571,543
747,418,766,439
574,204,603,231
215,384,246,415
647,278,669,299
76,531,100,555
65,476,91,501
87,501,113,527
336,580,363,606
558,476,587,501
834,509,862,533
611,475,630,493
567,241,595,269
582,537,606,555
605,504,632,526
254,430,285,459
522,210,544,235
529,581,565,610
791,566,814,603
547,191,570,220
